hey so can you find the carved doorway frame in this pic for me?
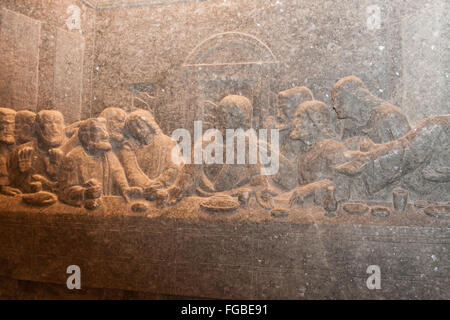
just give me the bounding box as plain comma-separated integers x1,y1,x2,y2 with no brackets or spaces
181,32,280,131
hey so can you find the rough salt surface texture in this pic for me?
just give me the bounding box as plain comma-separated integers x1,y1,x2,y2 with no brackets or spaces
0,0,448,300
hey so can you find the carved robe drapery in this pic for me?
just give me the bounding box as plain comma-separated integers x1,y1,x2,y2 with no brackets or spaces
59,146,129,206
0,144,12,186
9,140,60,193
119,135,180,188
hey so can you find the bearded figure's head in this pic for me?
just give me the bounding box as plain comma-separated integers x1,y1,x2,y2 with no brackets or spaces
290,100,335,151
15,110,36,145
125,109,163,146
331,75,381,124
99,107,127,146
216,95,253,132
0,108,16,145
78,118,112,155
35,110,65,149
277,86,314,130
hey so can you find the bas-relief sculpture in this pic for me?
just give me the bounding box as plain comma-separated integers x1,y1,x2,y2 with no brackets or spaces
331,76,412,149
0,108,19,196
289,100,449,209
270,86,314,191
59,117,137,209
166,95,277,210
0,75,448,219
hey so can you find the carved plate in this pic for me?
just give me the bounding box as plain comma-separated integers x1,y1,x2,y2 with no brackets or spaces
200,195,240,214
271,208,290,218
131,202,148,213
343,202,369,215
370,206,390,218
424,205,450,219
414,200,432,209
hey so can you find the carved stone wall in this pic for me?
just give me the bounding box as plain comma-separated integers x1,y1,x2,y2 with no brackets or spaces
92,0,448,133
0,196,448,299
0,0,96,121
0,0,448,300
0,9,40,110
53,28,85,124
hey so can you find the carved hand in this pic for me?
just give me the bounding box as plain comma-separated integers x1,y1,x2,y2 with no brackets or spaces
48,148,65,165
84,185,102,199
359,137,376,152
0,185,22,197
143,181,162,201
422,166,450,183
166,186,183,206
18,146,34,173
289,187,307,208
123,186,143,202
31,174,56,191
83,179,102,200
335,152,370,177
145,180,164,190
255,188,276,210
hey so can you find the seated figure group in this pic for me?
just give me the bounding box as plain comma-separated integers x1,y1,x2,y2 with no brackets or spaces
280,76,449,206
0,106,183,209
0,75,448,210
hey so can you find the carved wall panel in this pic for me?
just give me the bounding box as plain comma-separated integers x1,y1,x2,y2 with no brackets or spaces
0,8,40,111
400,1,449,125
182,32,279,130
0,0,448,301
53,28,85,124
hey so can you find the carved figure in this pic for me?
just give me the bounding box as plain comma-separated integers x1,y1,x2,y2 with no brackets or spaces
288,100,449,204
277,86,314,140
62,107,128,154
288,101,349,206
271,87,314,191
9,110,66,194
290,101,342,184
119,109,180,197
335,115,450,201
14,110,36,145
99,107,128,151
332,76,411,147
0,108,21,196
59,117,141,208
166,95,276,209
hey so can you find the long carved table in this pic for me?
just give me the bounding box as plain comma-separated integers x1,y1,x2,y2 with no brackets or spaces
0,195,448,299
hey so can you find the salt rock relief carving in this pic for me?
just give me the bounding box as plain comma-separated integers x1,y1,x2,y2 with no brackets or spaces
0,75,448,220
183,31,279,67
8,110,71,205
331,75,412,148
168,95,278,210
182,32,280,130
119,109,182,207
59,117,142,209
14,110,36,145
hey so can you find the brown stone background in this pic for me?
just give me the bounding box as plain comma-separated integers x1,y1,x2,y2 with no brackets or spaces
0,0,449,300
91,0,449,133
0,0,448,131
0,195,449,299
0,0,96,122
